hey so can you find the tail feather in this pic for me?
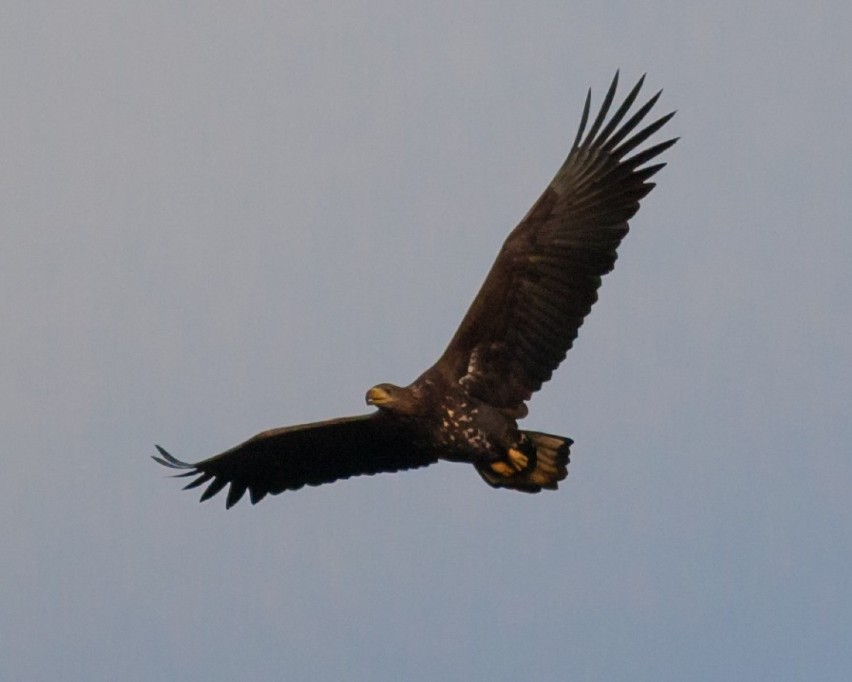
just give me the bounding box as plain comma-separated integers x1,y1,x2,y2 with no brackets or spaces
475,431,572,493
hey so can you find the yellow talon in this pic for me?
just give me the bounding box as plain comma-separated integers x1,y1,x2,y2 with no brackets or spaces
507,448,528,471
490,449,529,478
490,461,516,477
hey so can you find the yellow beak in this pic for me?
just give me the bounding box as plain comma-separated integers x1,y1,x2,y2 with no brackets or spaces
366,386,391,406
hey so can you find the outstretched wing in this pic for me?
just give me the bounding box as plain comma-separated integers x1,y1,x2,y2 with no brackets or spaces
433,72,677,414
154,413,436,508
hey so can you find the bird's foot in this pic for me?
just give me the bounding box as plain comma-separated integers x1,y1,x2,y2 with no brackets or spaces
490,448,529,477
507,447,529,471
490,461,516,477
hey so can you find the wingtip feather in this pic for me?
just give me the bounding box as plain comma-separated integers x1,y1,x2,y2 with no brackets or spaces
572,88,593,150
152,444,194,470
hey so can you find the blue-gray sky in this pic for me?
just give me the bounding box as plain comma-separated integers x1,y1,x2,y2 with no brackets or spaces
2,2,850,680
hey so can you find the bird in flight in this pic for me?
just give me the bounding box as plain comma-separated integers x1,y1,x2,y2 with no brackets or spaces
154,72,677,508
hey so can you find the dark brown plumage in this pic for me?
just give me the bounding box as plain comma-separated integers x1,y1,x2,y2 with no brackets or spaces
154,72,677,507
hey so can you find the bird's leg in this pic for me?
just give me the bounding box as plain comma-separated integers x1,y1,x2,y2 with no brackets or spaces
507,447,529,471
490,460,517,477
490,447,529,477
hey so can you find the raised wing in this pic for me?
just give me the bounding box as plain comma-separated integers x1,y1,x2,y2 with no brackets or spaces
433,72,677,414
154,413,437,508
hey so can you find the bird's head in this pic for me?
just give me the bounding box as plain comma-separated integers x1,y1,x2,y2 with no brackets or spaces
365,382,420,415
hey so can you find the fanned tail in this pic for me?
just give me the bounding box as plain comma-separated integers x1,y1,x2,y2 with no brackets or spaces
475,431,571,493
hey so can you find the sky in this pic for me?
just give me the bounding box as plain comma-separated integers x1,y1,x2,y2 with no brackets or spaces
2,2,850,680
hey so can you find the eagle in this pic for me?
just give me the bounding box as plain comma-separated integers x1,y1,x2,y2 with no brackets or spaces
154,72,677,508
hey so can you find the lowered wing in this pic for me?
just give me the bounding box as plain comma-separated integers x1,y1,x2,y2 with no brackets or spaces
154,413,437,508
